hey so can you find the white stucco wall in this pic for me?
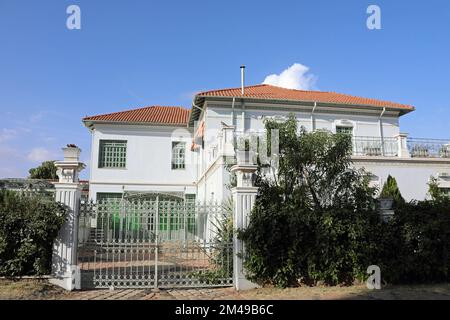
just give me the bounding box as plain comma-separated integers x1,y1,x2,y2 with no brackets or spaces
205,105,399,141
353,158,450,201
88,124,196,200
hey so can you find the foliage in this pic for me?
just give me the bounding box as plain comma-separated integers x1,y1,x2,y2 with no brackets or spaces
28,161,58,180
237,114,450,287
374,198,450,284
0,190,67,276
238,114,379,287
427,176,446,201
192,198,234,284
379,175,405,207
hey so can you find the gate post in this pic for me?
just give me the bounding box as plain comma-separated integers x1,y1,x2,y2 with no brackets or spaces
231,163,260,291
49,145,85,291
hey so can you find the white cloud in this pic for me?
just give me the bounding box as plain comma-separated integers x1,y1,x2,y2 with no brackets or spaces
27,147,54,162
0,128,18,143
29,111,45,123
263,63,317,90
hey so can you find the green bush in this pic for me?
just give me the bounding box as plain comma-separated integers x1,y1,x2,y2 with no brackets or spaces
193,198,234,284
375,198,450,284
379,175,405,207
238,115,379,287
0,190,67,277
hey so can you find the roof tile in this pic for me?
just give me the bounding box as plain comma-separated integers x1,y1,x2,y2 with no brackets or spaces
83,106,190,125
197,84,414,111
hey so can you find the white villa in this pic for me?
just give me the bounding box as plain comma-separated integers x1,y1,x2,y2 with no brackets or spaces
83,83,450,203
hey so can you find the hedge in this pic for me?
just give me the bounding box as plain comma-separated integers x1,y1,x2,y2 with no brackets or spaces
0,190,67,277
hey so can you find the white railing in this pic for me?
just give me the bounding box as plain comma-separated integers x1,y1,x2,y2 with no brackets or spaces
217,126,450,160
352,136,398,157
407,138,450,158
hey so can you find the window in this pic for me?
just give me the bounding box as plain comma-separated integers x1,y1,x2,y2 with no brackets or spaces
185,194,196,204
96,192,123,203
98,140,127,168
172,141,186,170
336,126,353,135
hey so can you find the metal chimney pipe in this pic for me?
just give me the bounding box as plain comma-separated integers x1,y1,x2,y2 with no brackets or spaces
240,65,245,95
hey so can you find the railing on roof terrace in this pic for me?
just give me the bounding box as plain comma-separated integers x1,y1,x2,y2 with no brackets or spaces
407,138,450,158
227,131,450,159
352,136,398,157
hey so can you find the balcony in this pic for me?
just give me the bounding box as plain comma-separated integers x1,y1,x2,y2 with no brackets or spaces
217,124,450,161
352,136,450,159
352,136,398,157
407,138,450,158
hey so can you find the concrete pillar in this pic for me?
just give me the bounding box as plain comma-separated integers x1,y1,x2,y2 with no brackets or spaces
395,133,410,158
220,123,236,158
50,146,85,291
231,163,259,291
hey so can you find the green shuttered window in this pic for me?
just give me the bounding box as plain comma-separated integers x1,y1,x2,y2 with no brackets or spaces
98,140,127,168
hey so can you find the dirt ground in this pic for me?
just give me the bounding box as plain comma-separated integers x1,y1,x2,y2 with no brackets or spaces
0,279,449,300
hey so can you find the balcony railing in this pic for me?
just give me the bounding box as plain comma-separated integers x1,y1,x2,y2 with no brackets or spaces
217,123,450,160
407,138,450,158
352,136,398,157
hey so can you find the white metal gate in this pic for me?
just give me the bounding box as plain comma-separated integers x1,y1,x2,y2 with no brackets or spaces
77,197,233,289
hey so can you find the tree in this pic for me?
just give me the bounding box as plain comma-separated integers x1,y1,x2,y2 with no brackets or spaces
427,176,446,201
239,114,379,287
28,161,58,180
379,175,405,207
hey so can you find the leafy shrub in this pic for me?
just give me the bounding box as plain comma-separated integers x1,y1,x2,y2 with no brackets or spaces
192,198,234,284
379,175,405,207
238,115,379,287
238,114,450,287
375,198,450,284
0,190,67,277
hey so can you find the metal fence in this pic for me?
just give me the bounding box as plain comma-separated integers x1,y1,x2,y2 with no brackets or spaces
352,136,398,157
77,198,233,289
407,138,450,158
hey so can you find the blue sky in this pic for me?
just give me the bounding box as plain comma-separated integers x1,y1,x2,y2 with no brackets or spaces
1,0,449,179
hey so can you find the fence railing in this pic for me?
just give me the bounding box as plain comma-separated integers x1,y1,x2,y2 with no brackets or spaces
352,136,398,157
77,198,233,289
407,138,450,158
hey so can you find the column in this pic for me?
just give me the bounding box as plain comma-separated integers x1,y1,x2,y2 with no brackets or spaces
395,133,410,158
220,123,236,158
49,145,85,291
231,163,260,291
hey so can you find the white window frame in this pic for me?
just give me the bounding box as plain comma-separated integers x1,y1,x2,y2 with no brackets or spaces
171,141,186,170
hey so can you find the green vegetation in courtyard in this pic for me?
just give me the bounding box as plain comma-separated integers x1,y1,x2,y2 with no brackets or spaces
239,114,450,288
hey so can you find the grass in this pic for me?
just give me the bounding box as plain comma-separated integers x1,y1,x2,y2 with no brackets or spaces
0,279,70,300
241,283,450,300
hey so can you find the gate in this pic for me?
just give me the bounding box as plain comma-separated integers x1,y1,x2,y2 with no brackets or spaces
77,197,233,289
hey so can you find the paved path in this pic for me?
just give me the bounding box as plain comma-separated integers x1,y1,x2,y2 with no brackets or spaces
66,287,243,300
66,284,450,300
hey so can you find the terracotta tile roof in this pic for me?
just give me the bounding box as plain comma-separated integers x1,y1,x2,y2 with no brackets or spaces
83,106,190,126
197,84,415,111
